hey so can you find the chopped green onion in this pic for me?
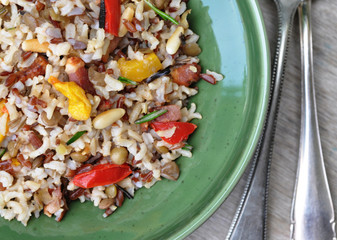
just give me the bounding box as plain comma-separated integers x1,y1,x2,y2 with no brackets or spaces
0,7,8,16
182,144,193,151
6,27,16,31
144,0,179,25
135,109,168,124
66,131,87,145
0,148,6,159
118,76,138,85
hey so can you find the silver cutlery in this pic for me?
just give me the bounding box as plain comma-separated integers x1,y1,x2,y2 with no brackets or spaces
226,0,302,239
290,0,336,239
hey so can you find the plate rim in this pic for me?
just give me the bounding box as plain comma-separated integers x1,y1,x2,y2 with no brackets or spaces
170,0,270,239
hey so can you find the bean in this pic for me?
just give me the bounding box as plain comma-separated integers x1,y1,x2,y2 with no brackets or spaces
93,108,125,129
105,185,117,198
40,110,62,126
161,162,179,181
182,43,202,57
99,198,114,209
110,147,128,165
70,152,89,163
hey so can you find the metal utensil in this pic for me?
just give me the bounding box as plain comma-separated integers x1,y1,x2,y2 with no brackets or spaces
290,1,336,239
226,0,301,239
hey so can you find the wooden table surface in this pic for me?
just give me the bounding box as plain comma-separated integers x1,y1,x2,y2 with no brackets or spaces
187,0,337,239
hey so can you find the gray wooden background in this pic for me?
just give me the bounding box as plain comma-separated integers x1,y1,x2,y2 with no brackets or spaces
187,0,337,239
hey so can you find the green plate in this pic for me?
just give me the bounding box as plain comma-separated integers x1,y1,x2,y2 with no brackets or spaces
0,0,269,239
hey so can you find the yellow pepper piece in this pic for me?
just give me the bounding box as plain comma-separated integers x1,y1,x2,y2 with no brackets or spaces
48,76,92,121
117,52,163,82
0,100,9,144
11,158,20,167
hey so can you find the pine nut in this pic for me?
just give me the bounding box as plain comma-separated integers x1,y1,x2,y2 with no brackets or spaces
22,39,49,53
110,147,128,165
166,26,184,55
180,10,191,29
105,185,117,198
93,108,125,129
118,7,135,37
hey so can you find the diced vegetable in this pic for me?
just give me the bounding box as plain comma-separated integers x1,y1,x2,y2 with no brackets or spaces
48,76,92,121
0,100,9,144
118,76,138,85
66,131,87,145
135,109,168,124
117,53,163,82
104,0,121,36
182,144,193,151
151,122,197,144
73,163,132,188
0,148,6,159
144,0,179,25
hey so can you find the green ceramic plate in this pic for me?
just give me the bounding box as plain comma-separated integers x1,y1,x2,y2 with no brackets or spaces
0,0,269,239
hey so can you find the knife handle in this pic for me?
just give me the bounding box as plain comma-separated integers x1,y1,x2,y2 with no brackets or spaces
290,1,336,239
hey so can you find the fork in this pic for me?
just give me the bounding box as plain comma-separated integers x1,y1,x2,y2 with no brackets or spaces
290,0,336,239
226,0,302,239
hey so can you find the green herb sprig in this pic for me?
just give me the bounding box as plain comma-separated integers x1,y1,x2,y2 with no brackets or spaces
182,144,193,151
0,148,6,159
66,131,87,145
144,0,179,25
135,109,168,124
118,76,138,85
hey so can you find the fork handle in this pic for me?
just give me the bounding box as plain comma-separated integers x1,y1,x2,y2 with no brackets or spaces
290,1,336,239
226,2,300,239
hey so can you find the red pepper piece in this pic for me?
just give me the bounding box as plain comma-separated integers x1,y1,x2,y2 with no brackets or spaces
73,163,132,188
151,122,197,145
105,0,121,36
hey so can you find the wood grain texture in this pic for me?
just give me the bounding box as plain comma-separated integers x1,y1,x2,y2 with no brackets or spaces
187,0,337,239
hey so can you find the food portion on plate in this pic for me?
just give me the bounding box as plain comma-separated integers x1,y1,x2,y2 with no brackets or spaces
0,0,223,225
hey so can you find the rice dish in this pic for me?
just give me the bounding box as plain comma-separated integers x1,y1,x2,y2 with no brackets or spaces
0,0,223,225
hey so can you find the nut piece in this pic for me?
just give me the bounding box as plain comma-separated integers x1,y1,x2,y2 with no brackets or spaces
93,108,126,129
110,147,128,165
166,26,185,55
180,9,191,29
22,39,49,53
65,57,96,95
118,7,135,37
